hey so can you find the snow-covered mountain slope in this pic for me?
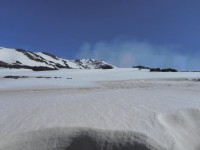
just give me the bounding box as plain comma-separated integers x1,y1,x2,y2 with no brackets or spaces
74,59,115,69
0,47,81,70
0,48,55,67
0,47,116,70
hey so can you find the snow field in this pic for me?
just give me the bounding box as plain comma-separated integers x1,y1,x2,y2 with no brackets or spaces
0,68,200,149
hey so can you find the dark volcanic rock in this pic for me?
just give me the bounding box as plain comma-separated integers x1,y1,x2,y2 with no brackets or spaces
100,64,114,69
133,65,177,72
150,68,177,72
31,66,57,71
4,76,29,79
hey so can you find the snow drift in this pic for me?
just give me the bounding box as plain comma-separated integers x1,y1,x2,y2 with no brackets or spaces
0,68,200,150
0,128,163,150
158,108,200,150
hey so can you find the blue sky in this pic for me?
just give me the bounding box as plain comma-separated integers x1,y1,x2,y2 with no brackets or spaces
0,0,200,70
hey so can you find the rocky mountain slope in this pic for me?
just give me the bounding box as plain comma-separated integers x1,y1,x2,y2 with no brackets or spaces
74,59,114,69
0,47,115,71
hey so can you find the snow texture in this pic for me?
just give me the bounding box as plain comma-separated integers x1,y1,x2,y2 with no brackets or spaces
0,68,200,150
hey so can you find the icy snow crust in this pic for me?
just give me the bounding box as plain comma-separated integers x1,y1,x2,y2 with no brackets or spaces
0,68,200,150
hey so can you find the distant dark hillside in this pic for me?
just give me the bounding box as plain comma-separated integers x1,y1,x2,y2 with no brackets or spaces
133,66,177,72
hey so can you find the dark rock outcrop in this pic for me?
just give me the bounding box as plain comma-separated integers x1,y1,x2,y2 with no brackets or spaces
133,65,177,72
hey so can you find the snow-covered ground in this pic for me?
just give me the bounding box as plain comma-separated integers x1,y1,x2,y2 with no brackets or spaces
0,68,200,150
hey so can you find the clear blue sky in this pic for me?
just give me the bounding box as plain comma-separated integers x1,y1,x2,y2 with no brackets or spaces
0,0,200,70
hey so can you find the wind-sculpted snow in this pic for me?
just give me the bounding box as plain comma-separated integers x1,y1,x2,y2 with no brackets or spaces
0,128,163,150
0,69,200,149
158,108,200,150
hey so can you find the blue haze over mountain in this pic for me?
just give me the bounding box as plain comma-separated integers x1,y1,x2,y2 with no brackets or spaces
0,0,200,70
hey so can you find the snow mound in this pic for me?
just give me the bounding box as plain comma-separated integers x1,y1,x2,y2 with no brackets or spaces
0,128,163,150
158,108,200,150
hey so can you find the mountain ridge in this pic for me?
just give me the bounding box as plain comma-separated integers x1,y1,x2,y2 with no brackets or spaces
0,47,115,71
